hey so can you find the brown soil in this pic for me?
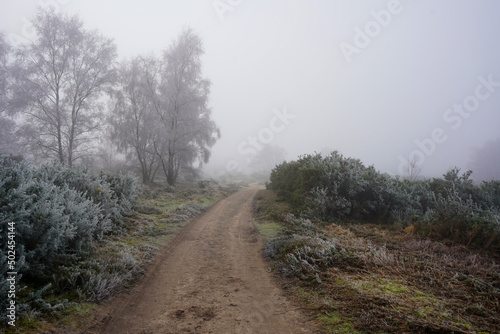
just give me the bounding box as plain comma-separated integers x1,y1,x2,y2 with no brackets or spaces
83,185,317,334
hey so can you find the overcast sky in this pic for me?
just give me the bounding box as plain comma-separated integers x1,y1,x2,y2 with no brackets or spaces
1,0,499,178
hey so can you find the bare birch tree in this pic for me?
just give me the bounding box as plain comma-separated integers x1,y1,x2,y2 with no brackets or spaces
109,29,219,185
109,57,160,183
139,29,219,185
11,8,116,166
157,28,219,185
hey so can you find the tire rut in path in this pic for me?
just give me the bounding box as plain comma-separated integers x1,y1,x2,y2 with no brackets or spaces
88,185,315,334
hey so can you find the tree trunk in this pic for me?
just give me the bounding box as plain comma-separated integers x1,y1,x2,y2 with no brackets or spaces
56,94,64,165
166,149,176,186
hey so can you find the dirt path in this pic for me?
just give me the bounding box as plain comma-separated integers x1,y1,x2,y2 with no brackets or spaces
85,185,316,334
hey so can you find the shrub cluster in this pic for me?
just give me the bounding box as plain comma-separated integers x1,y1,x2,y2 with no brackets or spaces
268,152,500,250
264,215,351,278
0,156,138,323
167,202,206,223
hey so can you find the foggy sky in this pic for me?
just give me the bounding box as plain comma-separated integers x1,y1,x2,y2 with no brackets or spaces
1,0,500,178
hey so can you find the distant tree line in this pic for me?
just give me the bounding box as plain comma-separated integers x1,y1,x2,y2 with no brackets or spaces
0,8,219,185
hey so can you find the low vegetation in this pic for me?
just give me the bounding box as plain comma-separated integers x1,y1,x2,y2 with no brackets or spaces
268,152,500,251
0,156,227,332
257,151,500,332
255,189,500,333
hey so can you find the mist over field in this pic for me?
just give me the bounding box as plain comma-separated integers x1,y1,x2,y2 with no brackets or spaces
1,0,499,180
2,2,500,332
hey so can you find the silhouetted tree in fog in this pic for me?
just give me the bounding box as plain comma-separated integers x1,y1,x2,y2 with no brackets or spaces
142,28,220,185
469,139,500,181
10,8,116,166
109,56,161,183
250,144,286,173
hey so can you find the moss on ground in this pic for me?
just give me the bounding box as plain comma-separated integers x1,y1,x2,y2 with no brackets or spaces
317,312,362,334
255,221,283,238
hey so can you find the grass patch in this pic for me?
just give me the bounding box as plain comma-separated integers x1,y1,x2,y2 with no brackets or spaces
252,189,290,240
255,221,283,238
317,312,362,334
58,303,98,329
254,189,291,222
319,315,361,334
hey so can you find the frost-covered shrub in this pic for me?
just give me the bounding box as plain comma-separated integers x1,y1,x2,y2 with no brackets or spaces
422,186,500,248
264,215,323,261
0,158,106,279
298,151,410,221
282,236,346,277
265,235,345,277
387,179,435,225
167,201,205,223
479,180,500,208
49,246,144,303
433,186,479,222
0,156,139,323
264,215,351,278
35,162,137,232
99,171,138,216
429,168,483,206
20,182,105,279
79,249,142,302
268,152,500,249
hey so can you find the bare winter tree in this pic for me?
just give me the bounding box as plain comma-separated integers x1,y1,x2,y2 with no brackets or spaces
250,145,287,172
109,56,161,183
10,8,117,166
403,157,422,181
144,29,220,185
0,33,18,155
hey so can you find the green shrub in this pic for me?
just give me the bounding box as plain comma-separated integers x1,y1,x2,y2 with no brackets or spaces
267,155,323,211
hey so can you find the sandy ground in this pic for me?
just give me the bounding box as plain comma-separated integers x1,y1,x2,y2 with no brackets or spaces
83,185,317,334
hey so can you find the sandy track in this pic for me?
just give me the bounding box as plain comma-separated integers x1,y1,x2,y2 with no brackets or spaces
85,185,316,334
